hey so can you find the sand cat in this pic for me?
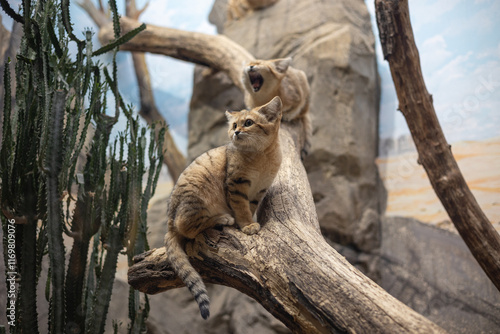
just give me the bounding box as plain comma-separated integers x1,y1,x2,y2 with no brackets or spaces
241,57,311,158
164,97,283,319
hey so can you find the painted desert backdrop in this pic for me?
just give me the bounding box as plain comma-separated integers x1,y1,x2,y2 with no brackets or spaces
377,136,500,233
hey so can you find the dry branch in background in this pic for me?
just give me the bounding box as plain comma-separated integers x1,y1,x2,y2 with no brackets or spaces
124,0,186,180
375,0,500,292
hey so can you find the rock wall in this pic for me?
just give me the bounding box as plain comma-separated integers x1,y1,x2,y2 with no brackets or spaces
379,217,500,333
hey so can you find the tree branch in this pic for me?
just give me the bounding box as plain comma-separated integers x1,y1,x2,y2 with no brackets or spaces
124,0,186,180
97,16,255,90
374,0,500,291
77,0,109,28
0,19,22,147
125,0,149,20
128,123,445,333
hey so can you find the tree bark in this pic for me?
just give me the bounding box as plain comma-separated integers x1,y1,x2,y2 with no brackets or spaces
78,0,186,181
129,122,445,333
374,0,500,292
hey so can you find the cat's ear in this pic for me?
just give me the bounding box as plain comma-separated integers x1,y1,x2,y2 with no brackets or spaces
273,58,291,74
225,110,237,121
258,96,282,122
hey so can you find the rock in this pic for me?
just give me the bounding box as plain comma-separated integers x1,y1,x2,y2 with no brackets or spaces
188,66,245,160
353,208,380,252
380,216,500,333
142,284,289,334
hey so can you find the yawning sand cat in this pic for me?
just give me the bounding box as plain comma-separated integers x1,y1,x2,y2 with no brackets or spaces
241,57,311,158
164,97,283,319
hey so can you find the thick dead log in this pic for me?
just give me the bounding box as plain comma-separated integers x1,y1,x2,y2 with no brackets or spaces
78,0,186,181
129,122,445,333
97,16,255,91
374,0,500,291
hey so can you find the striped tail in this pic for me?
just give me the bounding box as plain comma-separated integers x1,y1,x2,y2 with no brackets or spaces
165,229,210,319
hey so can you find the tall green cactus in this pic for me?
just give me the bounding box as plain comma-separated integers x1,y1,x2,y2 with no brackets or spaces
0,1,163,333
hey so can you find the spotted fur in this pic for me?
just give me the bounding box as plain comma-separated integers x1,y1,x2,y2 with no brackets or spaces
164,97,283,319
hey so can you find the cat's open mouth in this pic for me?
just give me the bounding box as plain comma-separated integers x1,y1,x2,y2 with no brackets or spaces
248,71,264,92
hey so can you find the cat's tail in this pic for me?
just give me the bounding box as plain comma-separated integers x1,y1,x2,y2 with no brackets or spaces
164,228,210,319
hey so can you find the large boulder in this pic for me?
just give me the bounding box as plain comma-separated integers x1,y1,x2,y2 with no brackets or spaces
379,217,500,333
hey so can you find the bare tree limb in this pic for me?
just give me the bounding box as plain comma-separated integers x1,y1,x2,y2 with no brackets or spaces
97,16,255,90
125,0,149,20
374,0,500,291
77,0,109,28
128,123,445,333
129,52,186,180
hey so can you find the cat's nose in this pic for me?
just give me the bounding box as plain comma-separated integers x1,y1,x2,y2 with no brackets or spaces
249,65,254,71
235,130,240,136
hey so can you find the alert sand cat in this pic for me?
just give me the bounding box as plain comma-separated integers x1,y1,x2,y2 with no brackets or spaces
241,57,311,158
164,97,283,319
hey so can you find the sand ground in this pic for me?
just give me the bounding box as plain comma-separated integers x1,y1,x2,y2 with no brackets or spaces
377,137,500,233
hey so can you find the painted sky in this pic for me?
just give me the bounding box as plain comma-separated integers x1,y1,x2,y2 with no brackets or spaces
367,0,500,143
2,0,499,149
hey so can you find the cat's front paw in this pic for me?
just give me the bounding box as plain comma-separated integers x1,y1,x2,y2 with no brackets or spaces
241,222,260,235
215,214,235,226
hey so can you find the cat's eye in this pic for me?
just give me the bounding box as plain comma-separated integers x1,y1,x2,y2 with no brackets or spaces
244,119,254,127
233,123,237,129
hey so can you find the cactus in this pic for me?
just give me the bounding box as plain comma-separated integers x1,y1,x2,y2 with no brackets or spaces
0,1,163,333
